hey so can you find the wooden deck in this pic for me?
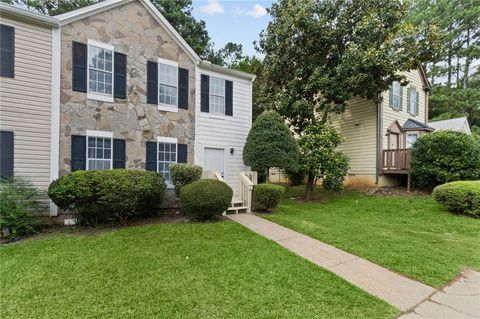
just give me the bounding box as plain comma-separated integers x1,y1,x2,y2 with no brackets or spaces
382,149,412,191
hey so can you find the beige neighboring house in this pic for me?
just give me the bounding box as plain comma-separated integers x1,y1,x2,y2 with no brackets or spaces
330,68,433,189
429,116,471,135
0,4,60,214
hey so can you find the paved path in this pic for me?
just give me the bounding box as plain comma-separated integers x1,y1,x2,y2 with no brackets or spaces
228,214,480,318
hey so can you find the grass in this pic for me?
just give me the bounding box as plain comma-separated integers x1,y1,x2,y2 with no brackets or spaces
263,185,480,288
0,221,397,318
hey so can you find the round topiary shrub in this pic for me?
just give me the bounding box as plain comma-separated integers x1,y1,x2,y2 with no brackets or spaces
433,181,480,217
253,183,285,212
411,131,480,189
170,163,203,193
48,170,166,225
179,179,232,219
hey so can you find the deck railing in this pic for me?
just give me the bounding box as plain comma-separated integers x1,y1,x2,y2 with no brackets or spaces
382,149,411,171
238,171,257,213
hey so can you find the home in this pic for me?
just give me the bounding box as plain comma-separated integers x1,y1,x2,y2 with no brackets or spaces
0,0,255,216
330,68,434,190
0,5,60,213
429,116,472,135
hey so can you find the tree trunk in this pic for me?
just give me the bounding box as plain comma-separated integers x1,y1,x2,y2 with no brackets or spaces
447,24,453,88
463,28,471,89
305,174,316,200
266,167,270,183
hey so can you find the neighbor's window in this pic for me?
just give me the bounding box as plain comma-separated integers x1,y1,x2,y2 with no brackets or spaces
409,87,418,115
392,81,401,110
87,136,112,170
157,141,177,183
406,133,419,149
210,76,225,114
88,44,113,96
159,62,178,106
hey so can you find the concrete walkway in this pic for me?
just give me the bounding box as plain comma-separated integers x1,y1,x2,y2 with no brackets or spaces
228,214,480,317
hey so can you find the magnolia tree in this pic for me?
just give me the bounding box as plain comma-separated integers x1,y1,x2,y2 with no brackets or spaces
243,111,299,181
259,0,441,199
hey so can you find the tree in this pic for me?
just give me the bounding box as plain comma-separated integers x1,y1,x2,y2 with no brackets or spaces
259,0,441,198
207,42,244,67
2,0,97,15
243,111,299,181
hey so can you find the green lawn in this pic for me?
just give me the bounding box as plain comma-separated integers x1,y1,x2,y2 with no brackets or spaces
263,186,480,288
1,221,397,318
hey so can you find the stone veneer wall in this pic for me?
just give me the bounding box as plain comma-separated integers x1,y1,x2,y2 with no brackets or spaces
59,1,195,176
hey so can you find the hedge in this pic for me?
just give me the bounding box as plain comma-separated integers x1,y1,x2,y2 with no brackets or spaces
411,131,480,189
253,183,285,212
170,164,203,193
48,170,166,225
433,181,480,217
179,179,232,219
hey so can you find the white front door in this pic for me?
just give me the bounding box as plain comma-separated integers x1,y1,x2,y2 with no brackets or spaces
204,148,225,178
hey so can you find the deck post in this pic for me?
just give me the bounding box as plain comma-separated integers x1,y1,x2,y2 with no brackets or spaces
407,173,411,193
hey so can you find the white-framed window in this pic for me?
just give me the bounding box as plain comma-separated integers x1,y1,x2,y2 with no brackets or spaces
157,136,177,185
158,58,178,112
406,133,419,149
210,76,225,114
392,81,401,110
408,87,419,115
86,130,113,170
87,39,114,102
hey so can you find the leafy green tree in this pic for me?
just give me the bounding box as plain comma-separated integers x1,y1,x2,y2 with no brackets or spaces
2,0,97,15
259,0,441,198
207,42,244,67
243,111,299,182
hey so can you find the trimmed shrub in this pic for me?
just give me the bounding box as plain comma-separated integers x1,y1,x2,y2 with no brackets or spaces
170,164,203,193
433,181,480,217
48,170,166,226
179,179,232,219
253,183,285,212
411,131,480,189
0,176,42,239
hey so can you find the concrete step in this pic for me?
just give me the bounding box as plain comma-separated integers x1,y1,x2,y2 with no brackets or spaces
231,199,244,208
226,206,248,214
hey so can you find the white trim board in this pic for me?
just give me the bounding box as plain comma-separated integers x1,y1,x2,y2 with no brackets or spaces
86,129,113,138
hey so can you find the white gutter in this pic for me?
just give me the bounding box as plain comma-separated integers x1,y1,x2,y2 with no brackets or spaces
0,3,59,28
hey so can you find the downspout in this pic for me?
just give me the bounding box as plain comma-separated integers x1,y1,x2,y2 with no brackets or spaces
375,94,382,185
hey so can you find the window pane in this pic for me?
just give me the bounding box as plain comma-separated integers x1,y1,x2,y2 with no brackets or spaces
157,142,177,182
88,45,113,96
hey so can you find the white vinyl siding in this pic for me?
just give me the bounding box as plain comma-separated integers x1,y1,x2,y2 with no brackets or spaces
195,68,252,195
0,16,53,189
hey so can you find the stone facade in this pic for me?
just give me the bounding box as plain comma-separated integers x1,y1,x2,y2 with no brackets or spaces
59,1,195,176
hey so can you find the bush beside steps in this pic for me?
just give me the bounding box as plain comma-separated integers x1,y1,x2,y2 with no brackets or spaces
253,183,285,212
433,181,480,217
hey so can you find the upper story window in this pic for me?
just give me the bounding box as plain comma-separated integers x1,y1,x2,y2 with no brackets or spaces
210,76,225,114
408,87,419,115
87,40,114,102
159,61,178,107
0,24,15,78
391,81,402,110
86,130,113,170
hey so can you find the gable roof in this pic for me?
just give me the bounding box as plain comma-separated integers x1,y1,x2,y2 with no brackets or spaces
55,0,201,63
429,117,471,134
403,118,435,131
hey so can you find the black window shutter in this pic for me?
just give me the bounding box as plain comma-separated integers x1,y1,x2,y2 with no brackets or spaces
178,68,189,109
0,24,14,78
200,74,209,112
72,41,87,92
114,52,127,99
146,141,157,171
177,144,187,163
147,61,158,104
0,131,14,178
113,139,126,168
71,135,86,171
225,80,233,116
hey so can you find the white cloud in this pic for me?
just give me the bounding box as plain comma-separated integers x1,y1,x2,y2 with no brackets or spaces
246,4,267,18
199,0,225,15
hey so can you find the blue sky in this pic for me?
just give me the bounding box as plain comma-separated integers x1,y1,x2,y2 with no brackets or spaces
192,0,274,57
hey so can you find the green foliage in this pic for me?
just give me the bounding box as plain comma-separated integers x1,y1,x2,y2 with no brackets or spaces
3,0,97,15
411,131,480,189
0,176,42,239
433,181,480,217
284,167,305,186
298,123,350,197
253,184,285,212
243,111,299,178
48,170,166,226
179,179,232,219
170,163,202,193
